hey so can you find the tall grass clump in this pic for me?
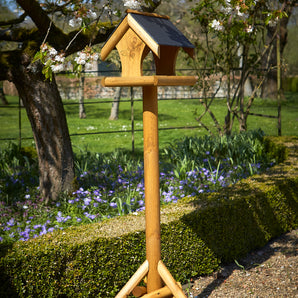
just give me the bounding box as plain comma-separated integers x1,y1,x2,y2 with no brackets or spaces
0,143,39,202
0,130,282,244
162,129,272,182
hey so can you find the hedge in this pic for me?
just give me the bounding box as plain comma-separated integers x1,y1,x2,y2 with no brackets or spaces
283,76,298,92
0,136,297,297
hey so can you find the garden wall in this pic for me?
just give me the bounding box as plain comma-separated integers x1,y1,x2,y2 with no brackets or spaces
0,137,297,298
3,77,201,100
3,75,236,100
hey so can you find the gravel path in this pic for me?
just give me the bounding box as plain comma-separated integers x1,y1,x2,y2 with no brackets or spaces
184,229,298,298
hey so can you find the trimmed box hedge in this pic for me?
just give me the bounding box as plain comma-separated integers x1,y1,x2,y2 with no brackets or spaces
0,136,297,298
283,76,298,92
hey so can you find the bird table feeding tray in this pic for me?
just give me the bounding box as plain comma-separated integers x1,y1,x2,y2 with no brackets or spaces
100,9,196,298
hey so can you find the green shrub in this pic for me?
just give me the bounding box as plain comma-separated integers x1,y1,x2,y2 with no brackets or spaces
181,176,298,263
263,136,288,163
0,137,297,297
283,76,298,92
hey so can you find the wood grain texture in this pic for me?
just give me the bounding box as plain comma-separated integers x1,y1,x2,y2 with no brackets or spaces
101,76,197,87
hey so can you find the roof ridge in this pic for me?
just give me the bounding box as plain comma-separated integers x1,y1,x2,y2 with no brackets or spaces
126,9,170,20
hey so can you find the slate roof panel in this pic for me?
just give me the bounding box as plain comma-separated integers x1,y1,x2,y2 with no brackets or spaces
130,13,194,49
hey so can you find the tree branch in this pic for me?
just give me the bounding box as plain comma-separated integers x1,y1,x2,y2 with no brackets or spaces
0,12,27,26
42,0,73,15
16,0,55,36
15,0,115,56
0,26,40,42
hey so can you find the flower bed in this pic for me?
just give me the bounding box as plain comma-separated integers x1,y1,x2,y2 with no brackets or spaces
0,135,297,297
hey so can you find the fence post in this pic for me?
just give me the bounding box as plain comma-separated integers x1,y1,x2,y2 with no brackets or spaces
131,87,135,153
277,21,282,136
18,96,22,148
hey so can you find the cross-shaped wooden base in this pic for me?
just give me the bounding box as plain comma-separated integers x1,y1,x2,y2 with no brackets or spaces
115,260,186,298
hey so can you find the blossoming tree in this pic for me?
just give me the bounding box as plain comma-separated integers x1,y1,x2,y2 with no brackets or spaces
0,0,160,203
190,0,297,135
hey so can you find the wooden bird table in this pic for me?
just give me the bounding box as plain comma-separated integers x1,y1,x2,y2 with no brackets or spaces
102,76,196,298
100,9,196,297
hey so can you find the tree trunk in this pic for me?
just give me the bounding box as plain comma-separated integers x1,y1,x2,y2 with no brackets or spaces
109,87,122,120
79,71,86,119
0,84,8,105
11,62,75,203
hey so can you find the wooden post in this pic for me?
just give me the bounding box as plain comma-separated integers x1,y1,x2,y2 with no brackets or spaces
143,85,163,293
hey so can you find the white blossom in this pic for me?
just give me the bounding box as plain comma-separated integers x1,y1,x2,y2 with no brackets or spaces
235,5,244,17
123,0,144,10
73,48,99,68
74,56,86,65
54,54,65,63
74,51,89,65
245,25,253,33
51,63,64,73
87,10,97,19
48,47,58,57
210,19,223,31
40,43,48,53
69,17,82,28
92,53,99,61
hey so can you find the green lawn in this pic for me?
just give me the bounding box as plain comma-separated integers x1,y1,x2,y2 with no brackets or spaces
1,92,297,154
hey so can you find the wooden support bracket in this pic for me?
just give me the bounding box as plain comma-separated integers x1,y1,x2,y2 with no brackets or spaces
115,260,186,298
158,261,186,298
141,282,182,298
115,260,149,298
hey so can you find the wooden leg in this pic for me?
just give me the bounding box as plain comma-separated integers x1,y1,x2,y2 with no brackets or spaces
115,260,149,298
132,286,147,297
141,282,182,298
158,261,187,298
143,86,163,293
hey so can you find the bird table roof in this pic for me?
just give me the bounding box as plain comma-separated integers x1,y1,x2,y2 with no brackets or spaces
101,10,195,61
129,12,194,49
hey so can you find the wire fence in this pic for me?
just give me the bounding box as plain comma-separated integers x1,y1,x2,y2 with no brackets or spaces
0,68,285,152
0,95,208,153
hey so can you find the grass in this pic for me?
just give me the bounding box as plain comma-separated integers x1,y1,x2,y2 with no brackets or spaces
0,92,297,154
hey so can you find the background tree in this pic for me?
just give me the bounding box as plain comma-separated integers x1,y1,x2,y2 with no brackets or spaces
0,0,113,203
0,81,8,105
190,0,296,135
261,0,298,98
0,0,161,203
